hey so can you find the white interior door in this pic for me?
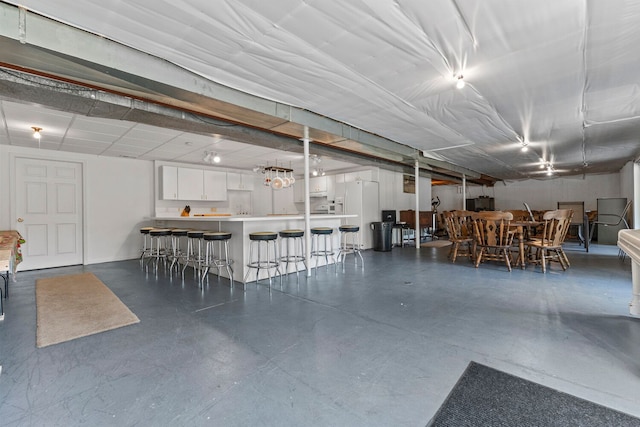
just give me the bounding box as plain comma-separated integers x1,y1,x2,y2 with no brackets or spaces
14,157,83,270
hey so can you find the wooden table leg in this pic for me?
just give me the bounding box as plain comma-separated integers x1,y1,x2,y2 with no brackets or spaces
518,226,526,269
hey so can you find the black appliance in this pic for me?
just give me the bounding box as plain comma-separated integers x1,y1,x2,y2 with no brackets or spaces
382,210,396,223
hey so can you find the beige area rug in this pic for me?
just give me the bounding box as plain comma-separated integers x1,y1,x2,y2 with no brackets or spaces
36,272,139,348
421,239,453,248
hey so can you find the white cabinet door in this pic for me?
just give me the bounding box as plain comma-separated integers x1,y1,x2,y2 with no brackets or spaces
293,179,305,202
227,172,241,190
240,174,255,191
227,172,255,191
344,170,373,182
326,175,335,200
203,170,227,200
309,176,327,193
177,167,204,200
161,165,178,200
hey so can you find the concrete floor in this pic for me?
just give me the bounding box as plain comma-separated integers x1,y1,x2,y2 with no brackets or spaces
1,242,639,426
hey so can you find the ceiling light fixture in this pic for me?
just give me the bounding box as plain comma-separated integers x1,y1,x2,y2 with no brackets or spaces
203,151,221,164
32,126,42,139
455,75,465,89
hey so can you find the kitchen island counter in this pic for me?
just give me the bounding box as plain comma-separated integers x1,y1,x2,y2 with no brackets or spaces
148,214,357,284
150,214,355,222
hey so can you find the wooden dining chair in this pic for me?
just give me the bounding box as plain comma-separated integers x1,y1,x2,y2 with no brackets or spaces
527,209,573,272
506,209,530,221
472,211,515,271
443,210,475,263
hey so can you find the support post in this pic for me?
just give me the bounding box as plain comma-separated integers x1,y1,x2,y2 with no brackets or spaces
462,174,466,210
415,161,420,248
303,126,312,277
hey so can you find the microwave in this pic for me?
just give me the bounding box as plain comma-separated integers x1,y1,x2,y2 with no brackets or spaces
313,203,336,214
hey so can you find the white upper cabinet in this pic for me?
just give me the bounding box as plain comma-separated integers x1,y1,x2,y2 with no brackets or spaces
173,167,228,201
326,175,336,201
309,176,327,193
161,165,178,200
203,170,228,200
227,172,255,191
344,170,374,182
293,179,305,202
177,167,204,200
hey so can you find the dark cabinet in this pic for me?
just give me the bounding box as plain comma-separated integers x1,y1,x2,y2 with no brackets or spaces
466,197,495,212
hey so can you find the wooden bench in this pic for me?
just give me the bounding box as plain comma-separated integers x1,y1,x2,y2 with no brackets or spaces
0,230,25,320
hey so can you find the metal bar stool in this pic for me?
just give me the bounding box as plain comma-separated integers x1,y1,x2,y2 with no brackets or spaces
202,232,234,288
279,229,307,279
310,227,335,274
139,226,155,266
183,230,206,281
243,231,282,289
168,229,189,274
147,228,171,273
337,225,364,267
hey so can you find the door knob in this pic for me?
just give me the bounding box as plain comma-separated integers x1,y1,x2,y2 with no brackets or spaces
17,217,24,222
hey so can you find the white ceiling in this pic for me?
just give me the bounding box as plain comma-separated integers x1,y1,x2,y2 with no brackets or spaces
2,0,640,181
0,99,356,174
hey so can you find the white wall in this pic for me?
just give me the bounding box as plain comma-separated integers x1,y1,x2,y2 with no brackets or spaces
0,145,154,266
87,156,154,263
432,171,623,213
378,169,432,212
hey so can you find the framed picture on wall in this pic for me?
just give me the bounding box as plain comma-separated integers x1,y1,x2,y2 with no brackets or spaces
403,174,415,194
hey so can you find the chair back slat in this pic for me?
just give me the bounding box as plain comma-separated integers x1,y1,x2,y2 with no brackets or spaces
538,209,573,247
472,211,514,247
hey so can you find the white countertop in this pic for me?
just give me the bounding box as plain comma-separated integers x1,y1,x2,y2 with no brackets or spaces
150,214,356,222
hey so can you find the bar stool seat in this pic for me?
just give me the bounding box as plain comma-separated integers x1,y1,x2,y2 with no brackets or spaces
243,231,282,289
279,229,306,279
310,227,335,274
337,225,364,267
202,232,234,288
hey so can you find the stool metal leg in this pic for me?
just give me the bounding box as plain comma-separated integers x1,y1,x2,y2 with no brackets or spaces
202,239,234,288
182,238,192,276
222,241,235,288
243,238,282,289
337,230,364,268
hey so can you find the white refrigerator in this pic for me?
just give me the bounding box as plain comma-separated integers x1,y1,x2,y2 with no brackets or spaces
343,180,379,249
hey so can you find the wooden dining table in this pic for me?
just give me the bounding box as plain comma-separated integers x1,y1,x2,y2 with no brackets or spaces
510,221,541,269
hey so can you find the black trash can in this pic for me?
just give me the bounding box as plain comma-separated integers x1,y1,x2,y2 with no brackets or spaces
371,221,393,251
